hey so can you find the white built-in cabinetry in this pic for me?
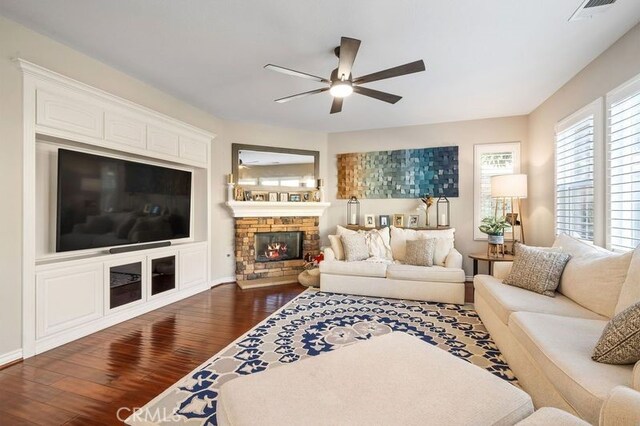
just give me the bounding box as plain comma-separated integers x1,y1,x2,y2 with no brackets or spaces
19,59,215,357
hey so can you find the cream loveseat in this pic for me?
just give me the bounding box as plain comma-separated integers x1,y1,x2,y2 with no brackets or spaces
474,234,640,425
320,226,466,304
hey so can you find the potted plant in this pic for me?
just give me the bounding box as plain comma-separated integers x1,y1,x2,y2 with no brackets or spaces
479,216,510,244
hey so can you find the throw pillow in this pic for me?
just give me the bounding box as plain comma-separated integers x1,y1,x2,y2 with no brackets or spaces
328,235,345,261
503,243,571,297
337,225,393,260
592,301,640,365
615,245,640,315
404,239,436,267
389,226,455,266
553,233,633,318
341,233,370,262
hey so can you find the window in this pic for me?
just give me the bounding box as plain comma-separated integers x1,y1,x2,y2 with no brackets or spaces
473,143,520,240
607,75,640,251
554,101,602,244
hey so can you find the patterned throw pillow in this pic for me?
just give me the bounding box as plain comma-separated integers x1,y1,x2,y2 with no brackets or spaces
503,243,571,297
404,239,436,267
341,233,370,262
592,301,640,365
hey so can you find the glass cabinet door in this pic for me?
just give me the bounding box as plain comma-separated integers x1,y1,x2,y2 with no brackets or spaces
109,262,143,309
151,255,176,296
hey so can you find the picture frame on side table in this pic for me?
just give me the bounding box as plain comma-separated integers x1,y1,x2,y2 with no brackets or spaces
268,192,278,202
408,215,419,228
279,192,289,202
393,214,404,227
379,215,390,227
364,214,376,228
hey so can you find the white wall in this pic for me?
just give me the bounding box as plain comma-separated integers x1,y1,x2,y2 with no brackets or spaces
0,16,327,358
527,22,640,247
326,116,529,276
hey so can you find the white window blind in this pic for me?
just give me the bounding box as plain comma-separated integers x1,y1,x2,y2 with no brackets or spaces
555,115,595,242
607,83,640,251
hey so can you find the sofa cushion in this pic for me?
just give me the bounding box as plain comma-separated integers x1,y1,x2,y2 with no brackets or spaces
593,301,640,365
404,238,436,267
615,246,640,315
503,243,571,297
328,235,345,261
337,225,392,260
474,275,606,326
386,264,465,283
390,226,455,266
515,407,589,426
509,312,634,423
319,260,388,278
553,234,633,318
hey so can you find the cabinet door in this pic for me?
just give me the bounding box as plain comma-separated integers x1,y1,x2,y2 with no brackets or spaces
147,125,180,156
179,136,208,164
36,264,103,338
180,246,208,289
105,112,146,149
105,257,146,314
36,89,104,138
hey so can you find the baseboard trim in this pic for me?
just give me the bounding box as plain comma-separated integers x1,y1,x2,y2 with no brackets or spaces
211,276,236,287
0,348,23,369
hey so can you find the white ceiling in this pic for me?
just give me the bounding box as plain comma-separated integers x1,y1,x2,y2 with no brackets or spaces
1,1,639,133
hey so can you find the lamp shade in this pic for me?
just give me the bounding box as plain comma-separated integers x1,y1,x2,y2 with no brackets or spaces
491,174,527,198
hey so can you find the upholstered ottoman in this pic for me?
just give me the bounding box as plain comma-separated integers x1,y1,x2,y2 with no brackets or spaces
217,332,533,425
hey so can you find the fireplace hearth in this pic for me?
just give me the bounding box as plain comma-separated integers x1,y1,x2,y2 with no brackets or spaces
255,231,303,262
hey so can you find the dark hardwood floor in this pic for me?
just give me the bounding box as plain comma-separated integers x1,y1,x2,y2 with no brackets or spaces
0,283,305,425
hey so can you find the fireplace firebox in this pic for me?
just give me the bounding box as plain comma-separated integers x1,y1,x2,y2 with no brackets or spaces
255,231,303,262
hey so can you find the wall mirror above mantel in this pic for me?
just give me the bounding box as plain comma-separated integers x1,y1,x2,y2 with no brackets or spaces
232,143,319,190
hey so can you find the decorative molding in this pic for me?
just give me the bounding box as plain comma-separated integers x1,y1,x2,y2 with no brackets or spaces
0,348,23,368
225,201,331,218
211,277,236,286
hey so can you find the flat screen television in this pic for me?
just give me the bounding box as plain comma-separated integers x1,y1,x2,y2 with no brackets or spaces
56,149,192,252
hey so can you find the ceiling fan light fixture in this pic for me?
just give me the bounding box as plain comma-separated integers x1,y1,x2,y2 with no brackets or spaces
330,80,353,98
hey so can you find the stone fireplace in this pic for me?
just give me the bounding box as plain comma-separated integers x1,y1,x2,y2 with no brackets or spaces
234,217,320,288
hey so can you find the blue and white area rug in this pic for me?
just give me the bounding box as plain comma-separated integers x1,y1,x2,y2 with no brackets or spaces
127,289,515,425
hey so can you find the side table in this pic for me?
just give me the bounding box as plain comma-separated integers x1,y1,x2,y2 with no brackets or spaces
468,253,515,276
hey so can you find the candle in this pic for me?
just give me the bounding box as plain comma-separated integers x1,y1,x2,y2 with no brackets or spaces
227,173,234,184
439,214,446,226
351,213,357,224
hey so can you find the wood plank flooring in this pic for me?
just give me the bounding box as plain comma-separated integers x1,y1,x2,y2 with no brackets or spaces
0,283,304,425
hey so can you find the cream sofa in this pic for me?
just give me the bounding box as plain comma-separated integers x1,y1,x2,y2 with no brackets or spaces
474,234,640,425
320,226,466,304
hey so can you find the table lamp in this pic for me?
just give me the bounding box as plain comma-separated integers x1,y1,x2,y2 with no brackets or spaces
491,174,527,245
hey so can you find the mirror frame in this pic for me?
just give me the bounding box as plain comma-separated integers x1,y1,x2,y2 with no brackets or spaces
231,143,320,186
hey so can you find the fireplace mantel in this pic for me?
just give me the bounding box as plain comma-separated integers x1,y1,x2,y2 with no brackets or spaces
225,201,330,218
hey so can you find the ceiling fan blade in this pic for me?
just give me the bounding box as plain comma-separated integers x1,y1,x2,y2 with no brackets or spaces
274,87,329,103
353,86,402,104
264,64,329,83
337,37,361,80
330,97,343,114
353,60,425,85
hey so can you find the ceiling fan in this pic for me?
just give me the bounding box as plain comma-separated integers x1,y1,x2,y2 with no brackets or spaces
265,37,426,114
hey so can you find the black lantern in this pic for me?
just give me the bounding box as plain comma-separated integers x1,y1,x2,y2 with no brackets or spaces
436,196,450,228
347,196,360,226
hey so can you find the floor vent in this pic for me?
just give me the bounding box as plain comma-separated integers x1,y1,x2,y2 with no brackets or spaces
569,0,617,21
